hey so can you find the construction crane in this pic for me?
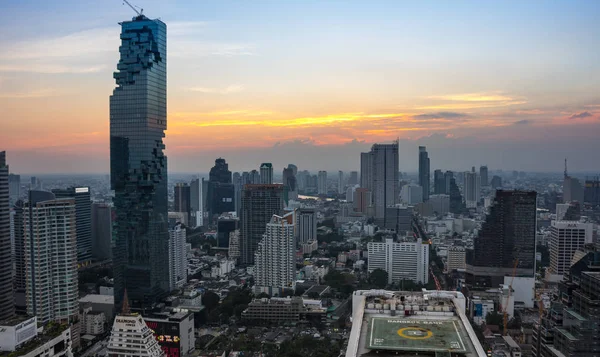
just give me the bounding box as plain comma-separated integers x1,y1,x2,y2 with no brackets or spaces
503,259,519,336
123,0,143,16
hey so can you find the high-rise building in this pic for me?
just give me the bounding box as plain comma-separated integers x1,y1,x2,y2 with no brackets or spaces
383,205,413,233
400,184,422,205
490,175,502,189
353,188,371,214
208,159,234,219
91,203,112,261
107,313,165,357
583,176,600,205
233,172,242,215
168,223,187,290
418,146,430,201
448,177,465,214
338,171,344,194
254,212,296,295
250,169,260,184
0,151,14,321
444,170,454,193
447,246,466,271
110,13,169,310
463,171,480,208
190,178,201,227
348,171,359,186
282,166,298,203
11,200,26,313
8,173,20,206
361,142,399,224
24,192,78,324
367,238,429,285
174,183,191,224
433,169,445,194
260,163,273,184
52,186,93,265
466,190,537,287
563,162,584,204
217,214,238,248
549,221,593,276
429,194,450,215
240,184,284,265
479,166,489,187
318,171,327,195
297,208,317,244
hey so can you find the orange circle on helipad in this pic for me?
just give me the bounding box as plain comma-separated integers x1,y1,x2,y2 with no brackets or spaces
397,327,433,340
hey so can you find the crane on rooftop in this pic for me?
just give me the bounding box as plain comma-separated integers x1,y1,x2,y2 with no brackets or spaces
123,0,143,16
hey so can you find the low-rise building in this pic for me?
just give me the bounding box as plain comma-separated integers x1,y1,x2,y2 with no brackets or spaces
447,245,466,272
1,323,73,357
144,309,195,357
301,240,318,255
242,297,326,324
81,307,105,335
0,316,37,352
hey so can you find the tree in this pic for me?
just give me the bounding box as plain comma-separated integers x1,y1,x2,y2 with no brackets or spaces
202,291,220,311
369,269,388,288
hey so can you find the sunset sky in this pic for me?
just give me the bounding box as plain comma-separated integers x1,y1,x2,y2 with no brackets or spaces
1,0,599,174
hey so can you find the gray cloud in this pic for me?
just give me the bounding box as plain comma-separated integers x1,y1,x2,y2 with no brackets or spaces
568,111,593,120
413,112,470,120
513,119,531,125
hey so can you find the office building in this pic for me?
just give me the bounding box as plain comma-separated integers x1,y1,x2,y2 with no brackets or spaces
480,165,489,186
549,221,593,276
53,186,93,265
240,184,284,265
168,223,187,290
189,178,201,227
584,176,600,205
345,289,486,357
260,163,273,184
110,13,169,310
383,205,413,233
353,188,371,214
8,173,20,206
24,192,78,324
0,319,73,357
242,296,326,323
367,238,429,285
254,212,296,295
444,170,454,193
463,171,481,208
317,170,327,195
144,309,195,357
107,313,164,357
491,175,502,189
12,200,26,313
348,171,358,186
232,172,243,215
208,158,235,218
173,183,191,223
0,151,13,321
563,175,584,204
429,194,450,215
449,177,465,214
217,214,238,248
282,165,298,203
466,190,537,287
0,316,38,352
81,308,106,336
447,246,466,272
400,184,422,205
91,203,112,261
433,169,445,194
298,208,317,244
338,170,344,194
418,146,430,201
361,142,399,223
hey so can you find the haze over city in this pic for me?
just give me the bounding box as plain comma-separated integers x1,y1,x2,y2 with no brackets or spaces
1,0,600,173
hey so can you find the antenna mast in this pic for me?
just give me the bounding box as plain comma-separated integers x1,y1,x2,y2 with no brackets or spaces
122,0,143,16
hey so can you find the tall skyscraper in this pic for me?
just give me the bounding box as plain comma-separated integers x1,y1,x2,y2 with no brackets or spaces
317,171,327,195
583,176,600,205
433,169,445,194
168,223,187,290
8,173,20,206
563,160,584,203
418,146,430,201
12,200,26,313
444,170,454,193
348,171,359,186
240,184,284,265
282,166,298,203
466,190,537,287
361,142,399,224
0,151,14,321
463,171,481,208
353,188,371,214
448,177,465,214
217,214,238,249
232,172,243,216
24,191,78,324
549,221,593,276
338,170,344,194
190,178,201,227
479,165,489,187
260,163,273,184
91,203,113,261
53,186,93,265
208,158,234,219
250,169,260,184
174,183,191,224
254,212,296,295
110,13,169,309
297,208,317,244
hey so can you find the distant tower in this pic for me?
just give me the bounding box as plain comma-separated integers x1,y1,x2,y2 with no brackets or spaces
0,151,14,321
479,166,489,187
338,170,344,194
318,171,328,195
52,186,93,264
361,141,399,224
418,146,430,201
260,163,273,184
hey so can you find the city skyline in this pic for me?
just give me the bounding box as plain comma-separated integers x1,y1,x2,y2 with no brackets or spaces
1,1,600,174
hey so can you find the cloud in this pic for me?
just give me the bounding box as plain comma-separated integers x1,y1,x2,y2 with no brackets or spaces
420,92,526,110
188,84,245,94
513,119,531,125
0,88,62,99
413,112,470,120
568,111,593,120
427,93,514,102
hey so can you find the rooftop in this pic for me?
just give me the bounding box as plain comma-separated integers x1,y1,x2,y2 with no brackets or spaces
80,294,114,305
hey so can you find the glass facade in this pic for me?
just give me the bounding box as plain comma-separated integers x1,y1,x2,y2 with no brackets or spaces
110,15,169,309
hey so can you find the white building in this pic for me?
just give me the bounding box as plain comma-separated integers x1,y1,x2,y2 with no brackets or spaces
400,184,423,205
168,223,187,290
254,212,296,295
298,208,317,244
470,298,495,326
24,196,79,324
367,238,429,285
318,171,327,195
346,185,359,202
301,240,318,255
447,246,466,272
338,170,344,194
211,259,236,278
107,314,164,357
555,203,570,220
19,326,73,357
81,307,105,335
0,316,37,352
463,171,481,208
549,220,593,275
228,230,240,260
